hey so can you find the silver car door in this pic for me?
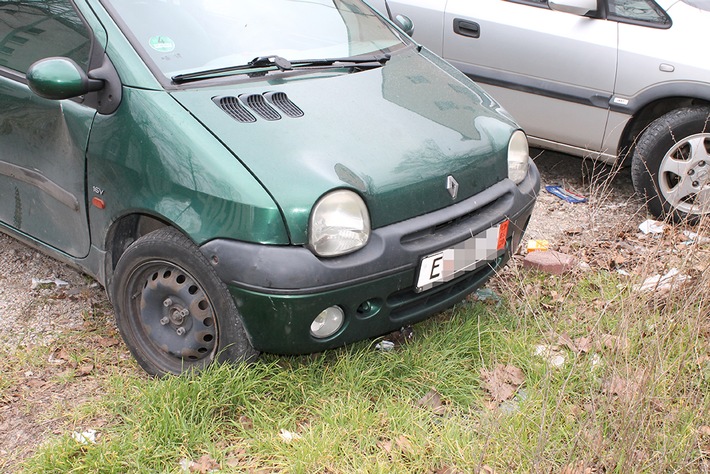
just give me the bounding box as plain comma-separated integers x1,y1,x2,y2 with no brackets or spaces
440,0,618,158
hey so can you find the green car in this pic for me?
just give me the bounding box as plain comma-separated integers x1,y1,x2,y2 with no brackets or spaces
0,0,539,375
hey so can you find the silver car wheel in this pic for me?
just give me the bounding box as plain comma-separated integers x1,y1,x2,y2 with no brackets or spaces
631,106,710,223
658,133,710,216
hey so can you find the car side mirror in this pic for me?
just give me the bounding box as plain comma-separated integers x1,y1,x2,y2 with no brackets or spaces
394,14,414,36
26,57,103,100
548,0,597,16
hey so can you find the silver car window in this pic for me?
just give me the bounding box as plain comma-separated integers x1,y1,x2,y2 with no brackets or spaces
608,0,670,24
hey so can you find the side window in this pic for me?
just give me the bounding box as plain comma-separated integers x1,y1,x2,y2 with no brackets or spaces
0,0,91,73
608,0,671,26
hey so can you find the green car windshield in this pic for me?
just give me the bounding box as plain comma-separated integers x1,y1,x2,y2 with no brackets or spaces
103,0,407,81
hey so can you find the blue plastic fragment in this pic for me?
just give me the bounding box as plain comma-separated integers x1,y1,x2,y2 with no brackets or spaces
545,185,587,203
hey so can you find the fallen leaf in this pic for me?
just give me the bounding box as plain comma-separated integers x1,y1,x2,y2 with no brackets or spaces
416,388,446,415
558,334,593,354
97,337,120,347
50,348,71,364
480,365,525,402
429,466,464,474
378,439,393,454
574,336,592,353
238,415,253,430
378,435,413,455
182,454,219,473
597,334,630,354
602,372,644,402
224,448,247,468
76,363,94,377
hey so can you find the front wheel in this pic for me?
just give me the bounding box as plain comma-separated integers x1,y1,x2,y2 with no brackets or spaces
111,227,258,376
631,106,710,222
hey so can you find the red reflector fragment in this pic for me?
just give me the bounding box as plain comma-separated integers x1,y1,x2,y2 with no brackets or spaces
92,196,106,209
497,220,509,250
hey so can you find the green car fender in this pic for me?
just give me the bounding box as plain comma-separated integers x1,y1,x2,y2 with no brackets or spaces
86,87,290,255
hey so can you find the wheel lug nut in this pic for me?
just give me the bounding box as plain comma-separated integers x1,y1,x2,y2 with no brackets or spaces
699,161,706,167
688,169,695,175
160,316,170,326
693,181,700,187
163,298,173,307
179,308,189,318
176,327,186,336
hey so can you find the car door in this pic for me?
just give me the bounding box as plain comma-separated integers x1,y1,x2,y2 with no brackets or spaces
444,0,620,156
385,0,619,157
0,0,96,257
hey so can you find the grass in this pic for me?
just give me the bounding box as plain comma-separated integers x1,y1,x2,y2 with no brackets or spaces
12,233,709,473
3,167,709,473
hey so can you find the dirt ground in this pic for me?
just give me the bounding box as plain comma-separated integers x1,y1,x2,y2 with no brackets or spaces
0,149,655,469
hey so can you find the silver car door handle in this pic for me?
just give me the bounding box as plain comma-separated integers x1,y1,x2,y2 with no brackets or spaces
453,18,480,38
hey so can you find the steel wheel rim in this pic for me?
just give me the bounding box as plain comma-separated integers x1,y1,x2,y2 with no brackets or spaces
126,260,218,370
658,133,710,216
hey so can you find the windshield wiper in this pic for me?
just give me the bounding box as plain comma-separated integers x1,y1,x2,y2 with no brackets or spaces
172,54,391,84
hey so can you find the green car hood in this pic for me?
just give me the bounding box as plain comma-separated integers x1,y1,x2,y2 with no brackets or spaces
170,48,515,245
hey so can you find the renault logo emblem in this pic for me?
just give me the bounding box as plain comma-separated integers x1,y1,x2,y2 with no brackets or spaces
446,175,459,200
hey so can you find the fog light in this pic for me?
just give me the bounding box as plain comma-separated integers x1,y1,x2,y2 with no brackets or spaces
310,306,344,338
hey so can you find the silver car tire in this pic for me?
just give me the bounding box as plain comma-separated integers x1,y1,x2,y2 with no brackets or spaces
111,227,259,376
631,106,710,223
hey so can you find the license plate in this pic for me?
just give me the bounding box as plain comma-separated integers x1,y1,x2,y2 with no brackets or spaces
415,221,508,292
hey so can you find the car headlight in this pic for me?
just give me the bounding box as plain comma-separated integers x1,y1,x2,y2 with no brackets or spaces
508,130,530,185
309,190,371,257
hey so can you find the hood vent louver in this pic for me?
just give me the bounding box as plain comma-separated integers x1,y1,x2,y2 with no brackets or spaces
265,92,304,118
214,96,256,123
214,92,304,123
242,94,281,121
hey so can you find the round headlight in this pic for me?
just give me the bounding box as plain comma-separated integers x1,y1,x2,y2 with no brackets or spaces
508,130,530,184
309,190,371,257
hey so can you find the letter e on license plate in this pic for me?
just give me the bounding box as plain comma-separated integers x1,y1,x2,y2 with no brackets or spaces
415,221,508,292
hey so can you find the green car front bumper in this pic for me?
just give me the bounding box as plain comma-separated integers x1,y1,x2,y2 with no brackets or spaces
201,164,539,354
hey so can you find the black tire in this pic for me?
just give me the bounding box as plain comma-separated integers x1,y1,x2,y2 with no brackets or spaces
631,106,710,222
111,227,258,376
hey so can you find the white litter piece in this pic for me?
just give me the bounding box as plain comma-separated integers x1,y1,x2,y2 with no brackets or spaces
639,219,666,235
72,429,97,444
683,230,710,245
31,278,69,289
375,340,395,352
534,344,566,368
634,268,689,292
279,429,301,443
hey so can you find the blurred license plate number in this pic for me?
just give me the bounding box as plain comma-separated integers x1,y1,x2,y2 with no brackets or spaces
416,224,503,292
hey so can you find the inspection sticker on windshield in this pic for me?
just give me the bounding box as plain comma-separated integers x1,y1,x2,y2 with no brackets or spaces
149,36,175,53
416,220,508,292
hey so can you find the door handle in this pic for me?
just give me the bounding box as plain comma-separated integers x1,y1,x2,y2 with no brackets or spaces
453,18,480,38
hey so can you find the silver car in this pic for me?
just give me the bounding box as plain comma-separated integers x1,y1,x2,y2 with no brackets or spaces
368,0,710,221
